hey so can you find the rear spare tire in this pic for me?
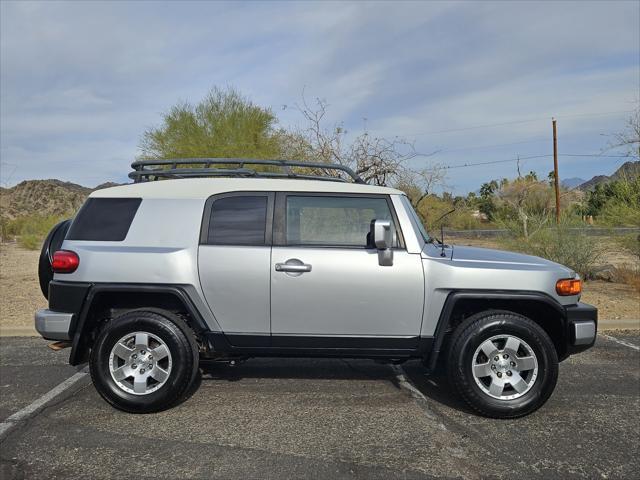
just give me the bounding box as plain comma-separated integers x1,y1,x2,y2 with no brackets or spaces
38,219,72,299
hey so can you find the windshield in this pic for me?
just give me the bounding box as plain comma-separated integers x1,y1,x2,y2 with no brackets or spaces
400,195,431,243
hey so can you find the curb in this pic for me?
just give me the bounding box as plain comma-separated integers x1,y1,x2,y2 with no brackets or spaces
598,319,640,330
0,327,38,337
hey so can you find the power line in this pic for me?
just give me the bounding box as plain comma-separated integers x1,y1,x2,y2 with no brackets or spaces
442,154,551,170
398,109,634,137
560,153,633,158
441,153,632,170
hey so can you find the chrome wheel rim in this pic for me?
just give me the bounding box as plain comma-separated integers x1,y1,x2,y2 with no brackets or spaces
108,331,172,395
471,334,539,400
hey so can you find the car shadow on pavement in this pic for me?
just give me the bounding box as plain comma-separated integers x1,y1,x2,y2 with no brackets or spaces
198,357,397,382
196,357,475,415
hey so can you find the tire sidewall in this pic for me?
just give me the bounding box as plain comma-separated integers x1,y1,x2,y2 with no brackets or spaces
90,312,195,413
451,313,558,417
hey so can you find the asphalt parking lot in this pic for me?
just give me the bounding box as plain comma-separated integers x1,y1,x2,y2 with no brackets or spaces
0,333,638,479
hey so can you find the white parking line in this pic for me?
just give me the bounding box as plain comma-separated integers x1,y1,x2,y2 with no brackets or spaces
392,365,429,401
392,365,448,430
0,371,88,440
600,334,640,351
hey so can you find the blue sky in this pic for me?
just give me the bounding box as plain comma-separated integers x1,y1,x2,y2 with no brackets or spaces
1,0,638,193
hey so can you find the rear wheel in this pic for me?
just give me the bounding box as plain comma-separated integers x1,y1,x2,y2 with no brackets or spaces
89,309,199,413
447,310,558,418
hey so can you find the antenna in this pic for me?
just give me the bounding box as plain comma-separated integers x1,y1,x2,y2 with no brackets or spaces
432,208,455,257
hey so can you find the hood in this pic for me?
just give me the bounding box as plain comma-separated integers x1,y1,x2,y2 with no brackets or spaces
423,243,575,276
450,245,575,274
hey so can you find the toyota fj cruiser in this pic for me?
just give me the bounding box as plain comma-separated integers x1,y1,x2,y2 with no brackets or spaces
35,159,597,418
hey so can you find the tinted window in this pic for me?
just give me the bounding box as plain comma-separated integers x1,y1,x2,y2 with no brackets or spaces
208,196,267,245
67,198,141,241
285,195,396,247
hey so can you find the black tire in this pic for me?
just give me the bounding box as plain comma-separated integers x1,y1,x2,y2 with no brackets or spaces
38,219,71,299
89,309,199,413
447,310,558,419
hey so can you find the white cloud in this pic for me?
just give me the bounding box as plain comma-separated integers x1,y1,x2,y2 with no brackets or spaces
1,0,637,191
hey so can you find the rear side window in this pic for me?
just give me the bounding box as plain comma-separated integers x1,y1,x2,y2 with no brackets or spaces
207,196,267,245
67,198,141,241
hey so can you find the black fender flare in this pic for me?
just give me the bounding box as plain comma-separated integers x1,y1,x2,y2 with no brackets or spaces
425,290,568,371
69,284,210,365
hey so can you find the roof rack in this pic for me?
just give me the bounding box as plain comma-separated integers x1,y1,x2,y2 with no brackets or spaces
129,158,366,184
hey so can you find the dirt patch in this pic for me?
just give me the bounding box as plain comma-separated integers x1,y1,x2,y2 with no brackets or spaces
581,281,639,322
0,243,46,335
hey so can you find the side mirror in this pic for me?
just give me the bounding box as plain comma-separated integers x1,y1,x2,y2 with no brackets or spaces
370,219,394,266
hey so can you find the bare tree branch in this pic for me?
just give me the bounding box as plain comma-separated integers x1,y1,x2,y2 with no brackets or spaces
285,93,444,190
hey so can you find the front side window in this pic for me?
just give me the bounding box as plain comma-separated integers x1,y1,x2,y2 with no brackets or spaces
285,195,397,247
207,196,267,245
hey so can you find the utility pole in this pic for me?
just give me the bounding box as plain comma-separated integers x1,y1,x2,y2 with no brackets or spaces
552,118,560,223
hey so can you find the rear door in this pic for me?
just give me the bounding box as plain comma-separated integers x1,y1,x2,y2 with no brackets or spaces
270,193,424,348
198,192,274,344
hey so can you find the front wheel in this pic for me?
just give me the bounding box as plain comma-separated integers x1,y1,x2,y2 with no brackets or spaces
89,309,199,413
447,310,558,418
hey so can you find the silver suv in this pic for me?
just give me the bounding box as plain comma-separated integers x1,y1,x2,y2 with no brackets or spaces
35,159,597,418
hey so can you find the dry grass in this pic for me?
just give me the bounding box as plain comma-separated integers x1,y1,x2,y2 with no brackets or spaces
610,266,640,294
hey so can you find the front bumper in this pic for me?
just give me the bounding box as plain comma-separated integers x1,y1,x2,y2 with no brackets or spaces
565,302,598,355
35,309,73,341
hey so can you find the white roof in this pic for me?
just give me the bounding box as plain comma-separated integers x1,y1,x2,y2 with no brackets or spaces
91,177,404,199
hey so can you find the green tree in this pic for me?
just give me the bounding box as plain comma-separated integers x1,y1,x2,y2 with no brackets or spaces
478,180,498,219
586,176,640,226
139,87,287,159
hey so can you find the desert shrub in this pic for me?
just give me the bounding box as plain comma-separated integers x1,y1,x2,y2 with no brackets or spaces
2,214,66,249
498,216,603,279
18,234,41,250
610,265,640,293
598,199,640,227
587,176,640,227
615,234,640,260
527,228,602,279
416,195,485,232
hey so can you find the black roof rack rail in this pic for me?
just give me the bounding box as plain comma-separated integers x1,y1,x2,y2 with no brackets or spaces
129,158,366,184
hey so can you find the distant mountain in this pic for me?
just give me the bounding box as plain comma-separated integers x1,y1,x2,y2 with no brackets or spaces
0,179,123,220
562,177,586,189
578,160,640,190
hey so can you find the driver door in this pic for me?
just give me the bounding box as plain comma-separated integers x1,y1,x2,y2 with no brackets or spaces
270,193,424,348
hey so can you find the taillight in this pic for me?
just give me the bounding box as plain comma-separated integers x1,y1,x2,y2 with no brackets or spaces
556,278,581,296
52,250,79,273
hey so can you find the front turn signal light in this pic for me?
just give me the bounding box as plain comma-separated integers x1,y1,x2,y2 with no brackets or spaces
556,278,581,296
